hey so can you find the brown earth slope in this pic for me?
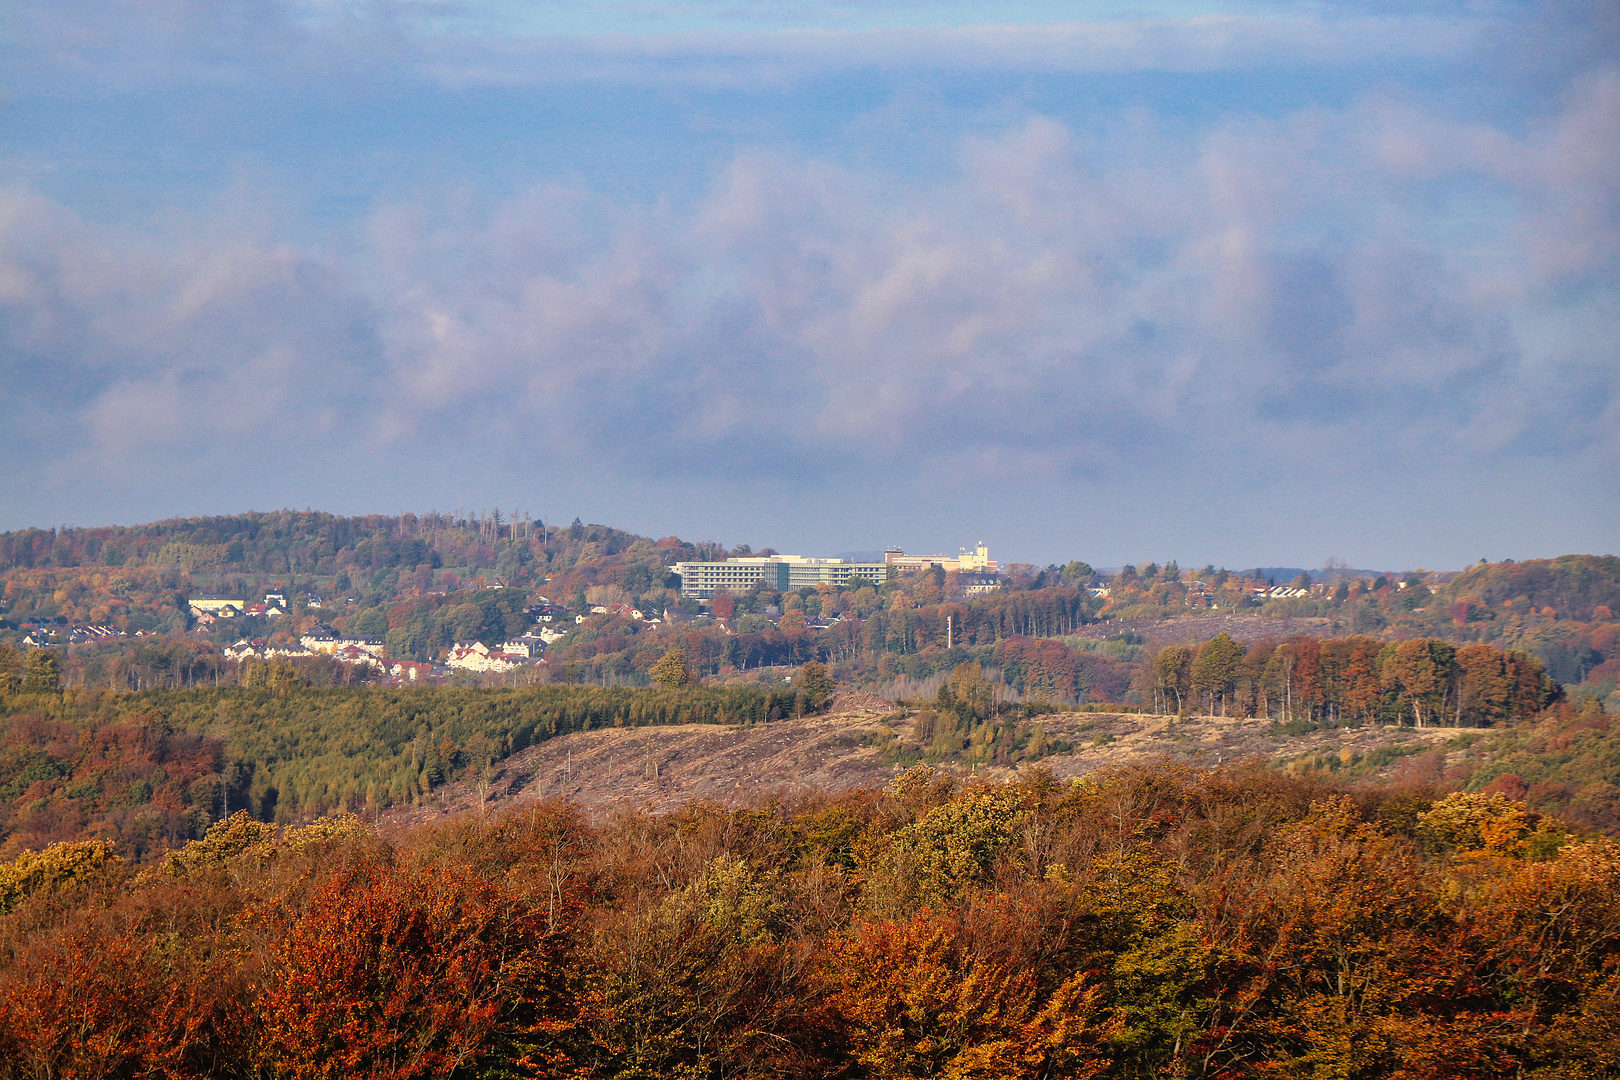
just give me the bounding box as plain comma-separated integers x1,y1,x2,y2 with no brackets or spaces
1073,614,1340,645
377,704,1471,831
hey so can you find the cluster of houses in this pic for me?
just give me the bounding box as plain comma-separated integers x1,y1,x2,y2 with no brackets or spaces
220,614,552,682
19,623,151,648
1088,579,1333,609
189,593,289,628
222,625,384,663
444,640,530,673
189,591,332,627
223,636,439,683
1256,584,1325,600
192,584,944,680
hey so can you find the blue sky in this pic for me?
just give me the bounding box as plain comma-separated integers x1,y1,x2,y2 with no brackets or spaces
0,1,1615,570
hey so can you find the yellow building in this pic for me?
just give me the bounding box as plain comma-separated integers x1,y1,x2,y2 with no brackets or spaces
883,542,997,575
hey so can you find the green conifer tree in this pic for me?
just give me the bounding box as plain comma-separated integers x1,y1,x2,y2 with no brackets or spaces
21,649,60,693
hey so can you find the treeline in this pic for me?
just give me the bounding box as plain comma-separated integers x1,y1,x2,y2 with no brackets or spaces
1141,633,1559,727
1465,696,1620,830
0,633,1568,864
0,510,603,577
3,618,1568,741
994,635,1133,702
1444,554,1620,623
0,683,800,858
544,583,1105,689
1,766,1617,1078
1093,554,1620,691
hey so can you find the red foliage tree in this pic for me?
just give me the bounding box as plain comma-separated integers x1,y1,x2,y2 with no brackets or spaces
254,854,589,1080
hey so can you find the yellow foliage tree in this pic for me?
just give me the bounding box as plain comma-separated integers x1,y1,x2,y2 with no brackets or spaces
0,840,121,913
651,648,693,689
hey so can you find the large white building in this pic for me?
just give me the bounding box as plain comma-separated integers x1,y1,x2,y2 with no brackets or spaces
671,544,1000,599
669,555,891,599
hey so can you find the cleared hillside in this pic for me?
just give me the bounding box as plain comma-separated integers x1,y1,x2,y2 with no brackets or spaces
377,703,1470,830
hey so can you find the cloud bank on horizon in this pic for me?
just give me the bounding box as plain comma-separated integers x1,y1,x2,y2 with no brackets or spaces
0,0,1615,569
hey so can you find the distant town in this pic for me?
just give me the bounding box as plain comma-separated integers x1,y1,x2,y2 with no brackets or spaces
170,544,1007,685
2,513,1611,719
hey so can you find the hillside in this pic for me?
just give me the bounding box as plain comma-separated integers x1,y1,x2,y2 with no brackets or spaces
376,703,1473,830
0,667,1591,862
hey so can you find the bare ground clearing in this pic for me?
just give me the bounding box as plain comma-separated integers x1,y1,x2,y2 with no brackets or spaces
1072,614,1349,645
376,704,1471,832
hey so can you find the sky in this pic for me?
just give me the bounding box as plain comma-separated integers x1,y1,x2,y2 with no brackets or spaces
0,1,1616,571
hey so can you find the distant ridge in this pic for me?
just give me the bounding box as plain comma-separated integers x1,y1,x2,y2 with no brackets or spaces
1095,566,1403,580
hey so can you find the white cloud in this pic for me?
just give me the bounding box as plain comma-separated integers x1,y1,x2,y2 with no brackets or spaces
319,95,1612,492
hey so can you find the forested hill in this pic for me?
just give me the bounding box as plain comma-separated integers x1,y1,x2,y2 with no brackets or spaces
0,683,800,861
0,510,697,584
2,512,1616,711
0,511,712,637
1437,555,1620,622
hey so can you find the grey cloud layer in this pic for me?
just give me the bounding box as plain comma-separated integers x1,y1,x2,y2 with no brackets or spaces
4,81,1614,499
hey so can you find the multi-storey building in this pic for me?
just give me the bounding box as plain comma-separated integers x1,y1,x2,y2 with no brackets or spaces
670,555,891,598
883,542,998,575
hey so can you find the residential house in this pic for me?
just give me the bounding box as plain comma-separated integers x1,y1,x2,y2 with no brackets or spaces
264,642,312,660
224,640,261,661
384,659,436,682
957,572,1002,596
334,636,386,658
445,641,523,673
189,596,245,618
499,634,546,659
526,602,565,623
1256,586,1312,600
300,625,339,653
67,624,126,643
332,644,380,666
